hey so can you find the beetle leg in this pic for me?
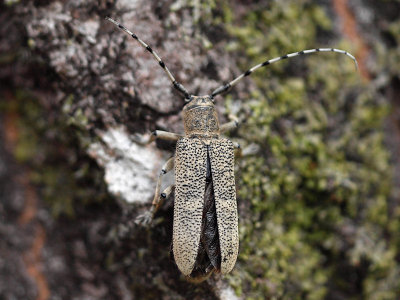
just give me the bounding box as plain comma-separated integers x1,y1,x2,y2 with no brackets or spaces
134,130,183,145
235,142,260,158
135,184,175,226
153,156,175,206
233,142,240,149
135,157,175,226
151,184,175,214
154,184,175,212
150,130,182,143
160,184,175,201
231,141,260,158
232,142,242,158
220,115,240,134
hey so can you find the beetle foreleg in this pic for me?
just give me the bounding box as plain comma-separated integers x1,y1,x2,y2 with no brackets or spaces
134,130,182,145
152,130,182,142
220,115,240,134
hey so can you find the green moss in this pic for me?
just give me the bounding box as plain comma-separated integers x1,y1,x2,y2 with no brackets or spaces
219,1,398,298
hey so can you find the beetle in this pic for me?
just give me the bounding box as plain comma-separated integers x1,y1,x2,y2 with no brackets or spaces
105,17,358,281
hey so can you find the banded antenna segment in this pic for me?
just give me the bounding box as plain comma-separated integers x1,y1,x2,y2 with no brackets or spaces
106,17,191,100
211,48,358,97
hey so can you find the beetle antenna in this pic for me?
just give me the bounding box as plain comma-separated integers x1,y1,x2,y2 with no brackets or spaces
106,17,191,100
211,48,358,97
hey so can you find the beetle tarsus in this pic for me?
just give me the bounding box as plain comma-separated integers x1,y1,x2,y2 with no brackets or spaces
135,210,154,226
131,133,152,145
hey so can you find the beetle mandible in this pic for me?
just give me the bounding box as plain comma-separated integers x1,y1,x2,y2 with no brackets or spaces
105,17,358,282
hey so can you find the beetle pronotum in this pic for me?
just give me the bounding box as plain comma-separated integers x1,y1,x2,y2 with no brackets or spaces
105,16,358,282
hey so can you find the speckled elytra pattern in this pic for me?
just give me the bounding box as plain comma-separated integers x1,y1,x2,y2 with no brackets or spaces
173,138,208,276
173,136,238,276
209,138,238,274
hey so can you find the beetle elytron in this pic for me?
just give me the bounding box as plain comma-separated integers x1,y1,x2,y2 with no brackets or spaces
105,16,358,282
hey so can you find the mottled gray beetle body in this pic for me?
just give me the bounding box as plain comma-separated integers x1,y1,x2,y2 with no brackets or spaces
105,16,358,282
174,96,239,276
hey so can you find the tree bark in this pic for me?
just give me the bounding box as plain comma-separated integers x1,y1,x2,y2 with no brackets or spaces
1,0,400,299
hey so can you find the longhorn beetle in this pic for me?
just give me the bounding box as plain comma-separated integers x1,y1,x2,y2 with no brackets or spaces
105,17,358,282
